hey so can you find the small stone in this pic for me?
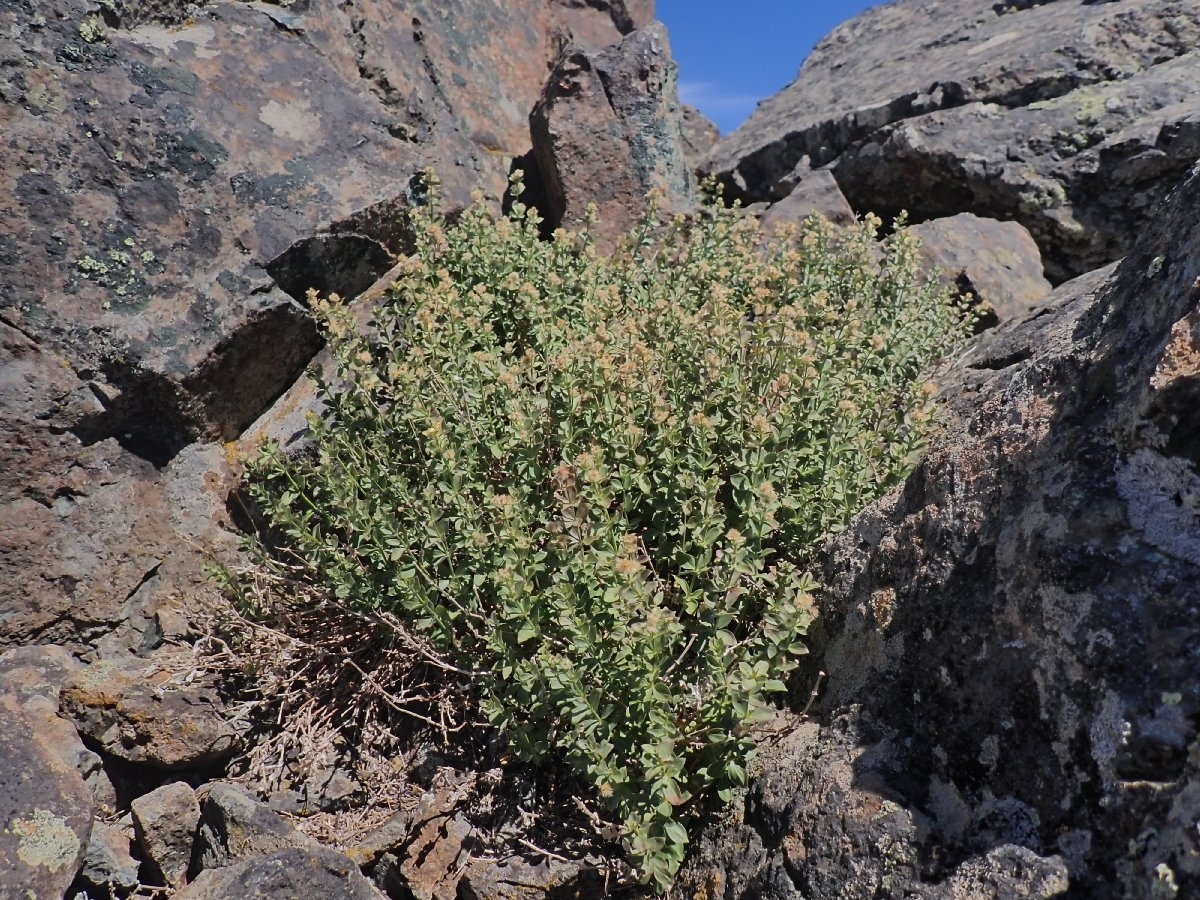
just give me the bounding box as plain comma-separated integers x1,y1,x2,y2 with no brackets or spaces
193,782,317,873
73,819,140,897
131,781,201,889
174,846,387,900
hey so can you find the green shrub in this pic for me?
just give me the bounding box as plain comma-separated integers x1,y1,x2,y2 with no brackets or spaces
233,177,970,889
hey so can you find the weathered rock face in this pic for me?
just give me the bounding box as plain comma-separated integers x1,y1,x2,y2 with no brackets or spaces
60,655,238,770
678,165,1200,899
908,213,1052,326
0,0,566,466
706,0,1200,283
176,846,388,900
74,818,141,897
0,693,94,898
0,318,240,652
530,22,694,250
550,0,655,50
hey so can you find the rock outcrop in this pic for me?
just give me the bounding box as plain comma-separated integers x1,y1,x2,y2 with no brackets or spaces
0,0,568,468
706,0,1200,283
4,0,1200,897
530,22,694,250
677,163,1200,899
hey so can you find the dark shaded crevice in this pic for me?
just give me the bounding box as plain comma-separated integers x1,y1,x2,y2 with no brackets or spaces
341,0,405,108
1147,374,1200,469
252,0,314,41
67,296,323,466
122,560,163,606
185,299,323,443
266,234,394,303
69,364,202,468
966,346,1035,372
0,310,41,347
503,152,554,239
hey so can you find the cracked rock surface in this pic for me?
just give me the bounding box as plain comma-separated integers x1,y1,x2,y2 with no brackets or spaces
706,0,1200,282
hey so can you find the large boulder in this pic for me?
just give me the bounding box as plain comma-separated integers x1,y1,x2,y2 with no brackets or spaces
908,213,1053,326
705,0,1200,282
0,0,612,654
530,22,694,251
678,165,1200,898
0,0,574,468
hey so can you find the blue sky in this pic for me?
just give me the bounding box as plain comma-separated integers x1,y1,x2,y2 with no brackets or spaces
656,1,881,134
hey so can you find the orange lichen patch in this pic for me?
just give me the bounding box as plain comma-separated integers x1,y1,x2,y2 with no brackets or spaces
1151,305,1200,390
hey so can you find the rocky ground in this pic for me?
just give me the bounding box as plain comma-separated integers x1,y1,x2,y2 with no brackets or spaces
3,1,1199,898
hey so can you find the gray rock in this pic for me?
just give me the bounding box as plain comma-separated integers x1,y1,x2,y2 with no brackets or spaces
705,1,1200,282
680,103,720,173
74,818,140,897
908,213,1052,327
457,855,609,900
174,846,387,900
931,845,1070,899
0,694,94,899
194,782,317,873
0,646,118,816
759,169,857,232
550,0,656,50
0,322,240,654
59,655,237,770
530,23,694,252
131,781,201,889
678,164,1200,898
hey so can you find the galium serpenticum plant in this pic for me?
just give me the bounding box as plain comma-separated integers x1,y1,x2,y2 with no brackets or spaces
233,174,971,890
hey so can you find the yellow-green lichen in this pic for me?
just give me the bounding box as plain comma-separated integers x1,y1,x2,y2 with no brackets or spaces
11,808,81,872
78,16,106,44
